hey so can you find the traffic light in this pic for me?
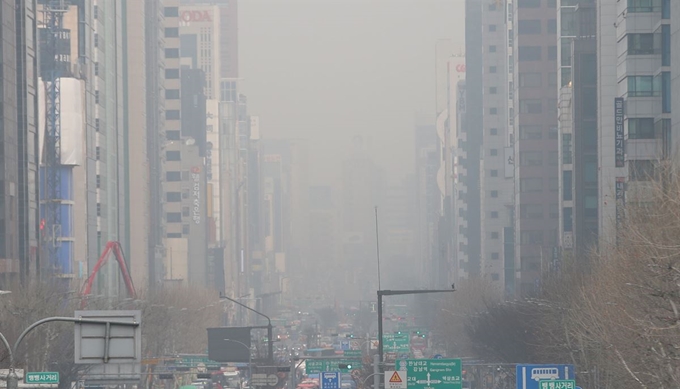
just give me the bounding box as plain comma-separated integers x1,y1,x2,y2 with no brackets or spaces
338,363,353,370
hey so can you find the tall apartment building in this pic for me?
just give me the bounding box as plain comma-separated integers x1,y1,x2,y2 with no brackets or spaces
557,0,597,261
0,0,40,285
480,0,514,296
512,0,558,296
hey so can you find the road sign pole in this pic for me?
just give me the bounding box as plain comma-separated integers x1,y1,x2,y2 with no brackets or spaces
7,369,18,389
290,358,297,389
373,354,380,389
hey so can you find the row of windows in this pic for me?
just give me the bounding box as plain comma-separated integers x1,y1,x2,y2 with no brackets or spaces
517,19,556,35
520,204,559,219
518,45,558,62
519,125,559,140
520,177,559,192
519,151,559,166
517,0,556,8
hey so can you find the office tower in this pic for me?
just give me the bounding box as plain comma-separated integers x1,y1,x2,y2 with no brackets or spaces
448,57,466,284
480,0,514,296
0,0,40,284
413,120,438,286
557,0,597,260
146,0,166,287
512,0,558,296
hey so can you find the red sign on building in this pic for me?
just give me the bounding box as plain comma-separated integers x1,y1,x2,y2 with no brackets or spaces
180,10,212,23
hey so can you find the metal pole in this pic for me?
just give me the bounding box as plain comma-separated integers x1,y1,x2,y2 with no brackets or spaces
375,206,381,291
373,354,380,389
0,332,11,367
7,369,18,389
224,339,252,383
290,358,297,389
377,292,384,365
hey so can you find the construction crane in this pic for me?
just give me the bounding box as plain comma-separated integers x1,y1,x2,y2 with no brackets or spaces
40,0,67,275
80,241,138,309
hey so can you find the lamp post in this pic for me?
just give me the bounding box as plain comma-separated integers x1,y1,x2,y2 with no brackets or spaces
377,288,456,365
224,339,252,383
220,293,274,364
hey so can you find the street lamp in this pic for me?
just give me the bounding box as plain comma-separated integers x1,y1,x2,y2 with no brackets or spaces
220,293,274,364
224,339,252,383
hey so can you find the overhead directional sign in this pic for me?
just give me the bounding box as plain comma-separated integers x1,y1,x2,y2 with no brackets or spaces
516,365,575,389
383,333,410,353
321,372,339,389
385,371,407,389
538,380,576,389
25,373,59,385
306,360,363,374
397,359,461,389
343,350,362,358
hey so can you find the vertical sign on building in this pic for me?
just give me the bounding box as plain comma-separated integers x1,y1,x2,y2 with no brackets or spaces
614,98,625,167
615,177,625,232
192,167,201,224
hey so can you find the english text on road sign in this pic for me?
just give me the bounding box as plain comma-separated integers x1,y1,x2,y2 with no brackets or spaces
396,359,461,389
385,371,407,389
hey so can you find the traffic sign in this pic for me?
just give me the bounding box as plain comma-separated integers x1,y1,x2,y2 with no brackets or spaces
306,360,362,374
251,374,279,387
516,365,574,389
396,359,461,389
343,350,362,358
383,333,410,353
321,372,340,389
385,371,407,389
538,380,576,389
306,360,327,374
25,373,59,385
340,340,350,350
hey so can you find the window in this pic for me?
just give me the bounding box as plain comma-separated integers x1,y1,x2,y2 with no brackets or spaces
489,24,497,32
490,107,498,115
491,211,499,219
520,178,542,192
490,169,499,177
166,171,181,181
489,45,497,53
167,213,182,223
490,149,498,156
491,252,500,260
166,110,180,120
585,160,597,183
518,46,541,61
630,160,655,181
627,76,659,97
491,232,500,239
165,89,180,99
628,118,655,139
518,0,540,7
93,5,98,19
166,192,182,202
96,174,101,189
662,25,670,66
520,151,542,166
95,90,100,105
519,125,542,140
662,71,671,113
548,45,557,60
165,48,180,58
182,207,190,217
489,128,498,135
549,178,559,192
167,233,182,238
166,130,180,140
521,231,543,245
97,203,101,217
165,68,180,79
519,99,542,114
94,62,99,76
165,27,179,37
490,66,497,73
518,20,541,35
548,72,558,86
519,72,542,87
166,150,181,161
95,118,100,132
521,204,543,219
182,224,190,235
491,190,499,198
95,146,100,160
489,87,498,94
549,204,559,219
164,7,179,17
563,170,573,201
548,151,559,166
628,33,655,55
94,33,98,48
562,134,573,164
547,19,557,33
563,207,573,231
627,0,661,13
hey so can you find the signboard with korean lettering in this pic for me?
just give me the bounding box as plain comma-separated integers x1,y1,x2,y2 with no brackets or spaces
538,379,576,389
615,97,625,167
516,365,574,389
615,177,625,231
383,333,410,353
191,167,201,224
396,359,461,389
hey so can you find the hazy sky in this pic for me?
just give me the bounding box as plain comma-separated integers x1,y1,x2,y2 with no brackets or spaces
240,0,465,184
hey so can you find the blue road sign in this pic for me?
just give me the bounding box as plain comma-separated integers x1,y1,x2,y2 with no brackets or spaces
433,354,443,359
516,365,575,389
321,372,340,389
340,340,350,351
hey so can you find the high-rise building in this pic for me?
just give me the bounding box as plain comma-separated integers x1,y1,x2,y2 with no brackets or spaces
448,57,466,284
674,2,680,152
0,0,40,284
511,0,558,296
557,0,597,261
480,0,514,296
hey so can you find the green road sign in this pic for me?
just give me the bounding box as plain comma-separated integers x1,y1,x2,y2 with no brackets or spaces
396,359,462,389
305,360,363,374
25,372,59,384
383,333,410,353
343,350,362,358
538,380,576,389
